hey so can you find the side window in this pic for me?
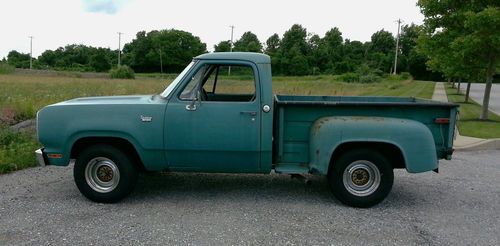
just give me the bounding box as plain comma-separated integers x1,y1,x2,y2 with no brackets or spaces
179,65,210,100
203,65,256,102
180,63,256,102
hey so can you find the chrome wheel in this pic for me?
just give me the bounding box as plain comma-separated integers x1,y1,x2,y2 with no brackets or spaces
84,157,120,193
342,160,381,197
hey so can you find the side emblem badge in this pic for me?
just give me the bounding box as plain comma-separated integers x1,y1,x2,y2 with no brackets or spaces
140,115,153,122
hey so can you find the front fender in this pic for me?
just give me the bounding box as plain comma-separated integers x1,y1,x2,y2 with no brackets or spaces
309,116,437,174
43,130,166,171
37,101,167,170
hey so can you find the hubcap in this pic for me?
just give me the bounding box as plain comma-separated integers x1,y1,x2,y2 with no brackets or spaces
97,165,114,182
343,160,381,197
351,169,370,186
85,157,120,193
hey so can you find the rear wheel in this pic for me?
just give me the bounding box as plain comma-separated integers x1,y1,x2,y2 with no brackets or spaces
74,144,138,203
328,149,393,208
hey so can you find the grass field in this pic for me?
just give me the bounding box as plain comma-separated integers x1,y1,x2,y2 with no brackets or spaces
445,84,500,138
0,72,435,174
0,74,435,122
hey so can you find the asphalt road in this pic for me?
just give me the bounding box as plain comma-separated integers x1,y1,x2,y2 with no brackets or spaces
1,150,499,245
459,83,500,115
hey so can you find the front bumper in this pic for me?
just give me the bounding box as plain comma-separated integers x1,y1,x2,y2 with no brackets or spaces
35,148,46,166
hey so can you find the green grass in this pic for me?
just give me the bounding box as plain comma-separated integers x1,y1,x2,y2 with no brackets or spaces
445,84,500,138
0,72,435,174
0,74,435,122
0,127,39,174
0,74,167,122
0,63,15,74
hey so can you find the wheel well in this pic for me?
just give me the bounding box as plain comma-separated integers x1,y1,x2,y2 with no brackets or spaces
70,137,145,171
330,142,406,171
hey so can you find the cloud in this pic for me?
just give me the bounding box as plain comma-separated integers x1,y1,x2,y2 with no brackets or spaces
82,0,129,14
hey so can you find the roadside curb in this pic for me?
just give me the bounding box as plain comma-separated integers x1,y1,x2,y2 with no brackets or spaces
454,138,500,151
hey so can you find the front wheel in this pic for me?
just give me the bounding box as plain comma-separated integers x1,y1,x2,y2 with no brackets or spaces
328,149,394,208
74,144,138,203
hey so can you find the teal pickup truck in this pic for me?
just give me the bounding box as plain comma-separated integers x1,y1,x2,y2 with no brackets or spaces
36,52,458,207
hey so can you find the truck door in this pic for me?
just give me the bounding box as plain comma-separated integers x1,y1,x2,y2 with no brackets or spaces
164,61,262,172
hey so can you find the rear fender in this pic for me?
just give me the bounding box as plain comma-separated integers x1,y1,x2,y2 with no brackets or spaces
309,116,437,174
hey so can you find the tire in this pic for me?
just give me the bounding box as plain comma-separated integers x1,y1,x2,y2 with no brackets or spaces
328,149,394,208
74,144,138,203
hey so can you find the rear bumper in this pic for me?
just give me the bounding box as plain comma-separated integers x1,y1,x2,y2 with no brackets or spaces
35,148,46,167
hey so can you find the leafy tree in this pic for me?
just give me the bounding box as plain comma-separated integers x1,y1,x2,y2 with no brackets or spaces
280,24,309,55
37,45,115,72
399,24,441,80
89,48,112,72
277,24,310,75
265,34,280,55
7,50,31,68
341,40,367,73
370,30,395,54
322,28,344,73
123,29,207,73
307,34,326,74
264,33,282,74
417,1,499,119
233,31,262,52
214,41,231,52
368,30,395,73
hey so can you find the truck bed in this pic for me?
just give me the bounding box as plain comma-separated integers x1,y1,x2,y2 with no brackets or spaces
273,95,459,166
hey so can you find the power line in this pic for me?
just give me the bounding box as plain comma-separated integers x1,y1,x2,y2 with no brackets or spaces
393,19,402,75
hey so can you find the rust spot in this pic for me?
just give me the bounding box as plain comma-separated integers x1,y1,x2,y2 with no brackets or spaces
350,116,385,122
312,118,329,135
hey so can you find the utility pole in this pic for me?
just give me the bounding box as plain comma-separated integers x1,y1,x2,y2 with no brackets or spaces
159,47,163,78
228,25,235,76
28,36,33,70
229,25,235,52
393,19,402,75
117,32,123,66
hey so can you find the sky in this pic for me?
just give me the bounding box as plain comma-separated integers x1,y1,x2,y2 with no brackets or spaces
0,0,424,59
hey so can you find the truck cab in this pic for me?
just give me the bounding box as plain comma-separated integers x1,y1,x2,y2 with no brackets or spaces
160,53,274,173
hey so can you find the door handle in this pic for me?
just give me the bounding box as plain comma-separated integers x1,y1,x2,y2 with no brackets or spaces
240,111,257,116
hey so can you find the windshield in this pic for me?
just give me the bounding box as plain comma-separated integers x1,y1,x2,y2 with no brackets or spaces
160,61,196,98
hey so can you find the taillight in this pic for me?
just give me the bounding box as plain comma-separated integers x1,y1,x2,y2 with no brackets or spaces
435,118,450,124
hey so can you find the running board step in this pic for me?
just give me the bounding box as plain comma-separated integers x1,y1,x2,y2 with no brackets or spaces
274,164,310,174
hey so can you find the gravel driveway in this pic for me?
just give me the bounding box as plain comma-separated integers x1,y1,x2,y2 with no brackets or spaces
1,150,499,245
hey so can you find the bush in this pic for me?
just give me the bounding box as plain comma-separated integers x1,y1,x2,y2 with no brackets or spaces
109,65,135,79
0,63,15,74
401,72,412,80
386,74,401,81
359,74,382,83
386,72,412,81
339,72,359,83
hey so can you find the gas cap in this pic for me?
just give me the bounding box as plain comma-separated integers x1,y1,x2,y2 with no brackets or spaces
262,105,270,113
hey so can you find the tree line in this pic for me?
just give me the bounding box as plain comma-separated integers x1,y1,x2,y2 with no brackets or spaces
2,24,439,80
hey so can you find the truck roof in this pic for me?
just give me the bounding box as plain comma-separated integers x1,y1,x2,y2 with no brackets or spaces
195,52,270,64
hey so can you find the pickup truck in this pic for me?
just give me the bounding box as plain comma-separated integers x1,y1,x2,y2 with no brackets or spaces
36,52,458,207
